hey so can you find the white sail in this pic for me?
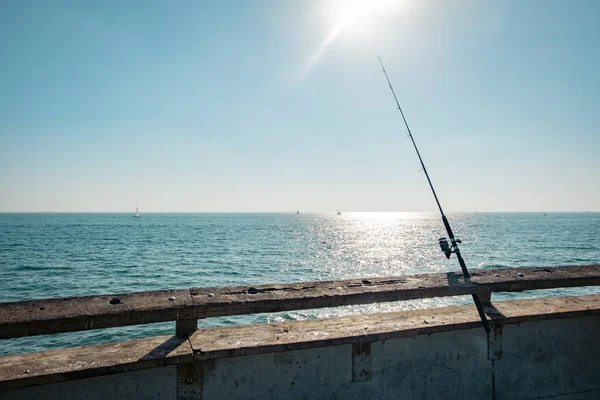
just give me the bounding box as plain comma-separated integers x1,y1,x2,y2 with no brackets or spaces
134,206,140,217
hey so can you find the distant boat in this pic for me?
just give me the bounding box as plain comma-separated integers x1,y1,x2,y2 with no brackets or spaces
297,210,300,214
337,209,341,215
133,206,140,218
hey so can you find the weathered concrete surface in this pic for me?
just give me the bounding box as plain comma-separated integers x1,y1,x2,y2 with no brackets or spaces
197,315,599,400
199,330,492,400
0,335,192,390
1,295,599,399
200,345,354,400
188,295,600,359
0,288,195,339
496,317,600,400
3,366,176,400
2,264,598,339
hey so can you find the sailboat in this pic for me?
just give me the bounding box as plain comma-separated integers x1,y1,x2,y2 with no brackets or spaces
133,206,140,218
297,210,300,214
337,209,341,215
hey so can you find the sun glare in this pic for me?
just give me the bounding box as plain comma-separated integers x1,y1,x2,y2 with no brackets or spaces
299,0,401,79
333,0,398,30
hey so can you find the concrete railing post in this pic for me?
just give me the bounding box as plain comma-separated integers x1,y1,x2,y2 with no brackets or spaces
176,318,200,399
176,319,197,337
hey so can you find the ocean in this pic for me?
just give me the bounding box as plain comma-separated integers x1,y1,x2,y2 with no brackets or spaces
1,212,598,355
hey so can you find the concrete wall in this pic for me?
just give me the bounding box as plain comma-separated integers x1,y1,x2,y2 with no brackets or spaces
4,316,599,400
199,330,492,400
7,366,176,400
496,317,599,400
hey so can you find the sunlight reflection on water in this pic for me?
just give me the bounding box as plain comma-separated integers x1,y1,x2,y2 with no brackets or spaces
1,212,598,354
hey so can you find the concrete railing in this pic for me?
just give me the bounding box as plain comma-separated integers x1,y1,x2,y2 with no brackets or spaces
0,264,599,399
1,265,599,340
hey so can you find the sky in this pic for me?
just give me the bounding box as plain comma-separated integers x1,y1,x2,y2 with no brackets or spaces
1,0,599,212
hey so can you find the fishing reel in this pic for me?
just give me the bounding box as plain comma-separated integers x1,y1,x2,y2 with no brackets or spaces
438,237,461,259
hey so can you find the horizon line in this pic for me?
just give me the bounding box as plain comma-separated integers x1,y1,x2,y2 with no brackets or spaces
0,211,597,214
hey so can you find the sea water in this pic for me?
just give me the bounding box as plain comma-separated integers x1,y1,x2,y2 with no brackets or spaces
0,212,598,355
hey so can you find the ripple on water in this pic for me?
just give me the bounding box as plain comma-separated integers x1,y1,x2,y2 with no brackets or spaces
0,212,599,355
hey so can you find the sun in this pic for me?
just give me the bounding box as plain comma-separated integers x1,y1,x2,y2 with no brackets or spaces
299,0,402,79
331,0,398,30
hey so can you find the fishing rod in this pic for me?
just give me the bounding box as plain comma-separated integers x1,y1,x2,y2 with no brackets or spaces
378,57,490,333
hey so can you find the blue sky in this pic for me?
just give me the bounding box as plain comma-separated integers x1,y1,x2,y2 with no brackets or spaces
1,0,598,212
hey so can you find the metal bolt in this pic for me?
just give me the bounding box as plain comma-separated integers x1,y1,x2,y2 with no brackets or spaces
168,296,176,301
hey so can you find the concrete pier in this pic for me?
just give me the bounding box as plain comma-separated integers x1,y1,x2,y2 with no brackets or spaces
0,265,598,399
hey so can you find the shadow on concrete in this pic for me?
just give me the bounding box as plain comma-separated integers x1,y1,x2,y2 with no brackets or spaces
139,336,188,361
483,303,506,320
446,271,463,286
446,271,507,320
